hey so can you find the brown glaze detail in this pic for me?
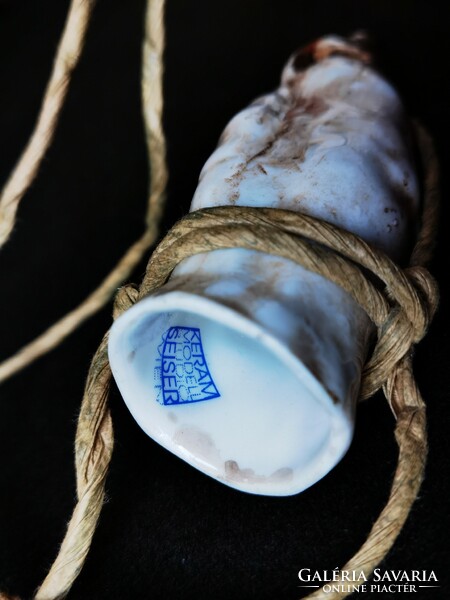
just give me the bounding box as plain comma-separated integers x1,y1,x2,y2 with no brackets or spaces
291,149,307,163
326,388,340,405
314,39,371,64
173,427,221,465
292,42,317,71
286,95,328,120
302,356,323,387
225,161,247,204
253,139,277,160
287,34,373,92
220,68,332,185
229,190,240,204
257,163,268,175
225,122,291,188
327,49,367,62
224,460,293,484
293,193,307,204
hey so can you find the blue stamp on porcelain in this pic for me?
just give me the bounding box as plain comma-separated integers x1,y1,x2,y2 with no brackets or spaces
154,326,220,406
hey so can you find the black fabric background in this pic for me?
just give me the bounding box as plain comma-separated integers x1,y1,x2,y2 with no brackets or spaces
0,1,449,599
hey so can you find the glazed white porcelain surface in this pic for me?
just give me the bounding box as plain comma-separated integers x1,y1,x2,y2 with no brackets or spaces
109,35,419,495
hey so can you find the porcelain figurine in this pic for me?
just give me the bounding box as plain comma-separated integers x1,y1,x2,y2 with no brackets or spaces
108,34,419,495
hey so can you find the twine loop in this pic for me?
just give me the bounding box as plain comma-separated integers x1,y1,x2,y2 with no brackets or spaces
112,198,437,413
96,163,438,600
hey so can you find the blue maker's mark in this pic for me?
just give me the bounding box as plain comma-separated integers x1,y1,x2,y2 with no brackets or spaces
154,326,220,406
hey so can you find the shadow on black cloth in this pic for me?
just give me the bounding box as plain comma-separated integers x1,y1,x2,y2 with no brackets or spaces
0,1,449,598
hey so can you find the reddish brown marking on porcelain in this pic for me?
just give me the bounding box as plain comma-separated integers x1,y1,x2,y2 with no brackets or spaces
292,42,317,72
257,163,268,175
286,96,328,120
224,460,293,484
293,36,372,71
314,40,371,64
229,190,240,204
326,388,340,405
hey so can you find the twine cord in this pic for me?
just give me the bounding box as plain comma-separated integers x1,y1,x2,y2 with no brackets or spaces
0,0,96,251
0,0,168,384
31,1,167,599
1,0,166,598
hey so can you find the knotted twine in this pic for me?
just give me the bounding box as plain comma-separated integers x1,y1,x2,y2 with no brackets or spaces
30,121,438,600
0,0,440,598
